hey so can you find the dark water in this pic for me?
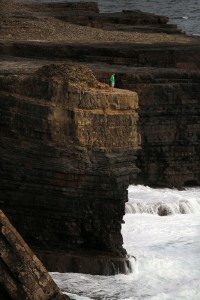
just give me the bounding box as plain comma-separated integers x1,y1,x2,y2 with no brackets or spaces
42,0,200,35
97,0,200,35
40,0,200,35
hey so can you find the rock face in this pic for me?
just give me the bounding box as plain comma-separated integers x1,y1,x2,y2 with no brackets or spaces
81,44,200,188
0,210,68,300
117,68,200,188
0,63,140,274
1,0,200,279
30,1,180,34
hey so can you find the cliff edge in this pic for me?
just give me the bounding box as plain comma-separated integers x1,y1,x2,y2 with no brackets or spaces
0,63,140,274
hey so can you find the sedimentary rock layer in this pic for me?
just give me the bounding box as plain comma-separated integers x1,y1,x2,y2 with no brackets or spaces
1,35,200,189
29,1,180,34
1,1,200,280
0,63,140,274
0,210,68,300
115,68,200,187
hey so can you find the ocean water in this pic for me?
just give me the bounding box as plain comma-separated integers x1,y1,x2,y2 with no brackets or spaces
52,185,200,300
97,0,200,36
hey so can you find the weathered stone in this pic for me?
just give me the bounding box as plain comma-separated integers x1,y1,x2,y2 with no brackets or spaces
35,250,132,275
0,63,140,274
1,42,200,69
29,1,180,34
0,38,200,190
0,0,200,280
112,68,200,188
0,210,69,300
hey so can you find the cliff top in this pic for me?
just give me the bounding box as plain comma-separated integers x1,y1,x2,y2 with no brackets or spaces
1,62,140,98
0,0,196,45
35,63,108,90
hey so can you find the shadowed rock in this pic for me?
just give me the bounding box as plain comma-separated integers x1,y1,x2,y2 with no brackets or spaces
1,0,200,280
0,210,69,300
0,63,140,275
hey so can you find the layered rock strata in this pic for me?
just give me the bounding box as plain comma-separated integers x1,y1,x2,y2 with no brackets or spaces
0,210,68,300
115,68,200,187
0,63,140,274
29,1,181,34
1,37,200,189
1,0,200,280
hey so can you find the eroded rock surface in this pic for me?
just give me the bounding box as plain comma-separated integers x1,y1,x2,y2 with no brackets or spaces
0,0,200,280
0,210,69,300
0,63,140,274
96,65,200,188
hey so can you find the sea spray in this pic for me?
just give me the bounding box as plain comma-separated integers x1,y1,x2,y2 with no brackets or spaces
52,186,200,299
126,185,200,215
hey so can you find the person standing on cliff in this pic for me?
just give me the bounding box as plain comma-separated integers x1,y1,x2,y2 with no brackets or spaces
109,73,115,92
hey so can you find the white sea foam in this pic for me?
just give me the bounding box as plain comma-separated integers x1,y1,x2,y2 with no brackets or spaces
126,185,200,215
52,186,200,300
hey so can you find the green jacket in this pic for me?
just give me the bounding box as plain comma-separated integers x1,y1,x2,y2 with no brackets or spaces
109,75,115,83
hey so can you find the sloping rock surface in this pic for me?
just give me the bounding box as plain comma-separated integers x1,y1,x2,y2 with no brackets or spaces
0,210,68,300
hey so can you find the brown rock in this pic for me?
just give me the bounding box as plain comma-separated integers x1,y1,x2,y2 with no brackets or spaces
1,0,199,279
0,210,69,300
0,63,140,274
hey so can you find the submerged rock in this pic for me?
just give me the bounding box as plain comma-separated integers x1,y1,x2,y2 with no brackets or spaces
157,204,174,216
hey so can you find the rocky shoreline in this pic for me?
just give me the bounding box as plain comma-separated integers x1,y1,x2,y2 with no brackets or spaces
0,0,194,43
0,0,200,297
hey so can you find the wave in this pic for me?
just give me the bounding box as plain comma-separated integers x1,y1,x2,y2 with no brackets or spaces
126,185,200,215
125,199,200,215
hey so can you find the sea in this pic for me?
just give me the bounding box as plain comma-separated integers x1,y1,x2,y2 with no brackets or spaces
97,0,200,36
50,1,200,299
52,186,200,300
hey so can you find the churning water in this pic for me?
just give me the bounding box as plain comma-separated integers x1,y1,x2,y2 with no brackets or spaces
52,185,200,300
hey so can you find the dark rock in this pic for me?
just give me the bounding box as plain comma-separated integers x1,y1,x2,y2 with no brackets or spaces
0,63,140,274
35,249,132,275
112,67,200,188
157,205,173,216
0,0,200,279
0,210,69,300
0,37,200,190
29,1,181,34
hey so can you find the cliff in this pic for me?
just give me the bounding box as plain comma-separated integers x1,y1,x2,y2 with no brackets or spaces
0,63,140,274
116,68,200,188
0,0,200,280
3,39,198,188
